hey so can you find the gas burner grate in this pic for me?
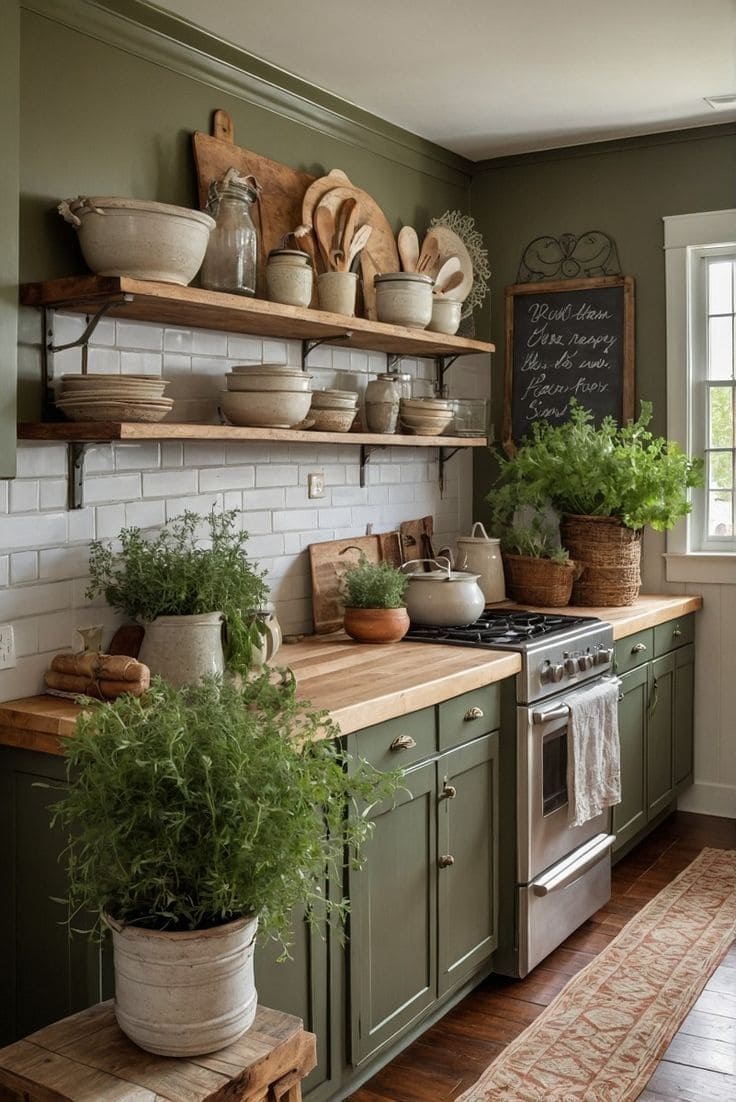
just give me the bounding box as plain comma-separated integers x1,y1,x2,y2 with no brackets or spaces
405,609,600,649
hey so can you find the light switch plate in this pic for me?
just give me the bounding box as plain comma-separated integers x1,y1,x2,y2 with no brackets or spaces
308,472,325,499
0,624,16,670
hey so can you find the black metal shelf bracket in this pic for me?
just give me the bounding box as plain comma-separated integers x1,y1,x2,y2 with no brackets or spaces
67,441,89,511
435,354,462,396
42,296,134,418
359,443,386,487
301,331,354,371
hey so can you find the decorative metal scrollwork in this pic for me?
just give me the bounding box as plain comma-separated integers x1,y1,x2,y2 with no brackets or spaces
516,231,622,282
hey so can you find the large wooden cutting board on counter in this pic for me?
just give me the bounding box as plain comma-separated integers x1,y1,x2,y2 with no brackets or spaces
309,533,403,634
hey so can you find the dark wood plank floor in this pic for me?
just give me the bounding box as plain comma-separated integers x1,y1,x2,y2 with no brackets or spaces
348,811,736,1101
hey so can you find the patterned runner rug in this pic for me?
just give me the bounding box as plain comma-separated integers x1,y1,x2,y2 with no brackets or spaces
457,847,736,1102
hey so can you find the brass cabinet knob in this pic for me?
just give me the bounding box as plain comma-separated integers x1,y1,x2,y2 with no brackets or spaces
440,783,457,800
438,854,455,868
390,734,417,752
631,642,647,655
464,706,484,721
672,626,682,638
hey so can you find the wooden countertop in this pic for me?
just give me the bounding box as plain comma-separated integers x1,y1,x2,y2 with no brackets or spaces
0,594,701,756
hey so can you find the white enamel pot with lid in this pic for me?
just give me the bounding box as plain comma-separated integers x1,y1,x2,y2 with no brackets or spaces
400,557,485,627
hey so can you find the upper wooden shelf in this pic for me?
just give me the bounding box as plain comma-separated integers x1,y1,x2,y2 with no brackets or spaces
20,276,494,359
17,422,488,448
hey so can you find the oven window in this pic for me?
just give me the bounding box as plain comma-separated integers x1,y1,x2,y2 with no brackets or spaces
542,730,568,815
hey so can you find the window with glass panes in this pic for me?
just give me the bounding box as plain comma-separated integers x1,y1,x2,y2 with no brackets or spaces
699,255,736,547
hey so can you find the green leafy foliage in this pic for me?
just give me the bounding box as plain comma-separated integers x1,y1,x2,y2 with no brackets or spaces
341,553,409,609
86,510,269,676
501,518,570,564
51,673,400,949
487,401,703,532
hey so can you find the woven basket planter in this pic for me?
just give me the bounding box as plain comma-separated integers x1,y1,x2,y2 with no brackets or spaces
560,514,642,606
502,553,576,608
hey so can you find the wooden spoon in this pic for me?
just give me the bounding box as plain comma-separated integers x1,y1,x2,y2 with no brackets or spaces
314,205,337,271
331,197,358,272
398,226,420,273
434,256,462,292
340,199,360,272
433,269,464,296
293,224,319,270
347,224,372,270
416,237,440,278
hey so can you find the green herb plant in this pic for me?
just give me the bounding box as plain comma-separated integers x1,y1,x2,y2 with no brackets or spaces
86,509,269,676
51,673,400,951
341,552,409,609
501,518,570,564
487,400,703,532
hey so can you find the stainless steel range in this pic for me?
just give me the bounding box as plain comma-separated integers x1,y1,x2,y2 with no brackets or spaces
406,609,618,977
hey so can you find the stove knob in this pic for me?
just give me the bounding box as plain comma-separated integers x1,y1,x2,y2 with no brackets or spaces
578,653,594,671
564,657,578,675
596,647,614,665
548,663,564,683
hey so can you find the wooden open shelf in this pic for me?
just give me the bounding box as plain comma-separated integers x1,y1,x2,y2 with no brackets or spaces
20,276,494,358
17,421,487,448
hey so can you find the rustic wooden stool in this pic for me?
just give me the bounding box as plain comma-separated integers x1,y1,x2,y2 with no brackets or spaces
0,1001,316,1101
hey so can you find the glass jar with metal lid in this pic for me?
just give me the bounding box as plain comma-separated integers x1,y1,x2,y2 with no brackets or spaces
201,172,260,296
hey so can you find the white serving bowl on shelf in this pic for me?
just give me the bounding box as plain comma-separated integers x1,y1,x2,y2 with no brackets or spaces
219,390,312,429
229,363,295,374
307,408,357,433
225,371,312,392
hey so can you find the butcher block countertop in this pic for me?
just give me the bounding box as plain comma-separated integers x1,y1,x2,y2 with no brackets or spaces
0,594,701,756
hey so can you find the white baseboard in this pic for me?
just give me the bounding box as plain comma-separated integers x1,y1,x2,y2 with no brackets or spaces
677,781,736,819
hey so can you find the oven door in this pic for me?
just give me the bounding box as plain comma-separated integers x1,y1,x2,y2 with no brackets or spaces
517,682,613,884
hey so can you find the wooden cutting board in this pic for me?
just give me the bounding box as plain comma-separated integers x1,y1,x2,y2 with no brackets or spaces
399,516,435,563
309,532,403,634
192,109,314,296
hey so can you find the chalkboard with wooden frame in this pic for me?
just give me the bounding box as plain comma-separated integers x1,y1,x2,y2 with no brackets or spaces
503,275,635,454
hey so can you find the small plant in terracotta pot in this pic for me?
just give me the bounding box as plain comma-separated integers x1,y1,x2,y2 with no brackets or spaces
340,551,410,643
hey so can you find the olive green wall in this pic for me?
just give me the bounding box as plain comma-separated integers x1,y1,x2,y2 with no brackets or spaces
17,0,473,416
471,124,736,521
0,0,20,477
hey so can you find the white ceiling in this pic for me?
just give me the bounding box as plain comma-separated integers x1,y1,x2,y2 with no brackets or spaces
154,0,736,160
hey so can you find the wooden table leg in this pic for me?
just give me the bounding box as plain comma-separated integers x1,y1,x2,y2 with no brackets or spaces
268,1067,303,1101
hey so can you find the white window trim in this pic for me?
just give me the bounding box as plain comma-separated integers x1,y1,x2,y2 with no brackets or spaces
664,208,736,585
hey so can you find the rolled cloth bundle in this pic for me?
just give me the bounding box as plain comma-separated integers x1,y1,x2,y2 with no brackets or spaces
44,652,150,699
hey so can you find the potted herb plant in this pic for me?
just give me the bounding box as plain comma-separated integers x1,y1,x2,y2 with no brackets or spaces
487,401,703,605
86,509,273,685
51,671,398,1057
340,551,410,643
498,517,578,607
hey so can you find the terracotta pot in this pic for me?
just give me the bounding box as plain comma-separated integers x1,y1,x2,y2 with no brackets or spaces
343,606,410,644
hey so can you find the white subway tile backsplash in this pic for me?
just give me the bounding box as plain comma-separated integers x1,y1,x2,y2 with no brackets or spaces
256,465,299,488
142,469,197,498
241,510,272,535
0,580,72,619
40,479,68,510
39,545,92,581
94,503,127,539
199,466,255,492
0,512,67,552
192,330,228,357
120,350,163,376
263,339,288,363
184,443,227,468
116,320,164,351
164,493,222,520
227,335,262,361
273,509,320,532
0,483,7,513
0,557,8,587
87,346,121,374
9,481,40,513
85,474,141,504
15,444,67,479
13,617,39,657
115,443,161,471
244,487,286,510
160,442,184,468
125,499,166,530
38,609,77,652
164,328,194,353
85,444,115,474
10,552,38,584
68,508,95,543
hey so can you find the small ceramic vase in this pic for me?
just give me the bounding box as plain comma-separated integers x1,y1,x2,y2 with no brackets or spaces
365,373,402,433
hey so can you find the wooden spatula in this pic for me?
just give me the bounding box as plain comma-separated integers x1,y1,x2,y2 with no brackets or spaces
314,204,337,271
417,237,440,278
434,269,464,296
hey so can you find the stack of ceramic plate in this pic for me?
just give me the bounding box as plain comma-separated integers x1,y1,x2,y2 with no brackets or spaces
55,374,173,422
308,389,358,432
399,396,454,436
221,363,312,428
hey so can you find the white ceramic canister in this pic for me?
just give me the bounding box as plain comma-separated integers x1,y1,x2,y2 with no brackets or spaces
427,296,462,335
374,272,434,329
317,270,358,316
455,522,506,603
265,248,313,307
364,373,401,433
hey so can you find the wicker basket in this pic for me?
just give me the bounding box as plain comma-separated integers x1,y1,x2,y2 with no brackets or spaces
560,514,642,606
501,553,576,608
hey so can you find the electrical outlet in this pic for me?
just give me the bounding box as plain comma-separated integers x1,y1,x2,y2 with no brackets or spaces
308,472,325,499
0,624,16,670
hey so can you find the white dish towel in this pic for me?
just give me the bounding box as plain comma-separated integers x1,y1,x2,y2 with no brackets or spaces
567,678,621,827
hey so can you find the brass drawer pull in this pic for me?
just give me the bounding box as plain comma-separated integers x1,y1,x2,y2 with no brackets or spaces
672,626,682,638
390,734,417,752
464,706,484,721
618,692,624,702
438,854,455,868
631,642,648,655
441,783,457,800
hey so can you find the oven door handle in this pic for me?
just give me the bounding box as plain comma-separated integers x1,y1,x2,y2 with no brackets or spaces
531,678,622,725
532,833,614,896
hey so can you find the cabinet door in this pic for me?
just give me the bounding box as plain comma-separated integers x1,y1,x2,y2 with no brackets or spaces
255,898,336,1100
349,760,437,1066
612,664,648,853
0,750,108,1046
437,732,498,995
674,643,695,788
647,652,676,818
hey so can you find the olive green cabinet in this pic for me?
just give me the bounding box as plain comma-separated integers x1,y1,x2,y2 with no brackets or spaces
613,616,695,856
0,748,111,1046
347,688,499,1067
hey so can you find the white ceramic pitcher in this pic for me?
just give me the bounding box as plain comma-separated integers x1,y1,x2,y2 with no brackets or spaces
455,522,506,604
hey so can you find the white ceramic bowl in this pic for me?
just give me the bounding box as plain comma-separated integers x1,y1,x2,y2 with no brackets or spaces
308,408,357,433
401,397,453,412
56,398,174,423
58,197,215,286
219,390,312,428
229,363,294,374
225,372,312,392
310,390,359,410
